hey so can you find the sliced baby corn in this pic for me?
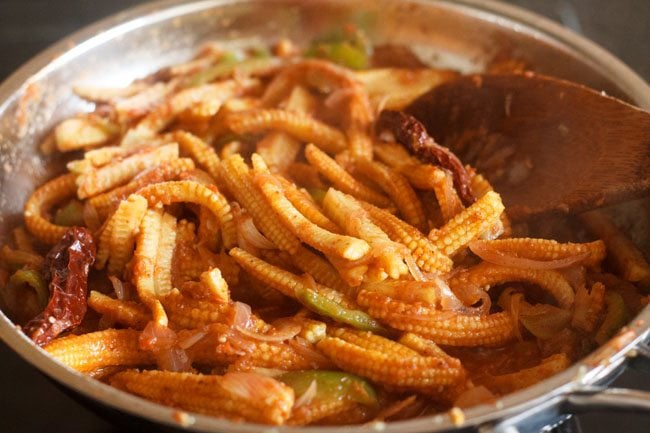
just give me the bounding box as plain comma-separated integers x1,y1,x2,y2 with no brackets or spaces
354,159,427,232
137,180,236,249
317,328,463,388
88,158,195,218
429,190,505,256
221,155,301,253
469,238,606,268
132,209,171,325
76,143,179,199
226,108,347,153
305,144,390,207
361,201,453,274
106,194,148,275
449,262,575,309
323,188,408,280
88,291,151,329
253,159,369,260
24,173,78,244
357,290,516,346
276,176,340,233
111,370,294,425
44,329,153,372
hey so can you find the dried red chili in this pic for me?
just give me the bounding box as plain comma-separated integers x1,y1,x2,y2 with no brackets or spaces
24,227,96,346
376,110,475,206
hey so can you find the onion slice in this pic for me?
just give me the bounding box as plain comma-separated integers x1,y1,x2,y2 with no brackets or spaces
288,338,333,368
177,329,207,350
236,323,301,342
469,240,589,270
220,372,287,401
232,302,252,330
404,254,426,282
435,277,471,313
108,275,126,300
233,203,276,251
294,379,318,408
373,395,418,421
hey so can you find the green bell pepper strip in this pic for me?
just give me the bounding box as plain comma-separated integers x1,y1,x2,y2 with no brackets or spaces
295,286,386,334
8,268,48,310
278,370,378,407
54,200,85,227
187,52,279,87
305,41,369,70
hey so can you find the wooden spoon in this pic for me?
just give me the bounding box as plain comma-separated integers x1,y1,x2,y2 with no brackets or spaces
405,72,650,221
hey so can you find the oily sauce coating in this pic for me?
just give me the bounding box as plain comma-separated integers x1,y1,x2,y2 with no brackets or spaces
24,227,96,346
376,110,475,206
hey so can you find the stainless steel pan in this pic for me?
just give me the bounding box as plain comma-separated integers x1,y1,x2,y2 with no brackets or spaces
1,1,649,432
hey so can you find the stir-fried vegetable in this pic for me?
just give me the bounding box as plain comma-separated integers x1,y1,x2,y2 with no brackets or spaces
295,286,385,334
54,199,85,227
8,268,48,309
188,50,278,87
518,304,572,340
279,370,378,407
305,26,372,70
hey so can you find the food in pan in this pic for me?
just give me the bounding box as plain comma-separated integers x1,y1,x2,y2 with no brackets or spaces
1,31,648,426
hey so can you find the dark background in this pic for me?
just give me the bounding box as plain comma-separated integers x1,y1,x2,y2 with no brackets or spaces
0,1,649,432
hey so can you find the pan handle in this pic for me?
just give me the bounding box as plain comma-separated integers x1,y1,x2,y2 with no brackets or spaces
565,343,650,412
565,386,650,412
483,342,650,433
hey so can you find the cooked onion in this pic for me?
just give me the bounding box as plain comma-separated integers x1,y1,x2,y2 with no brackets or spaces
479,219,504,241
435,277,469,312
220,372,286,401
232,302,252,330
288,337,332,368
108,275,126,300
374,395,418,421
222,328,257,354
469,240,589,270
236,322,301,342
139,322,192,372
233,203,275,251
518,303,572,339
178,329,208,350
139,321,177,351
454,386,495,408
559,265,586,289
157,346,192,372
404,254,426,282
294,379,318,408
